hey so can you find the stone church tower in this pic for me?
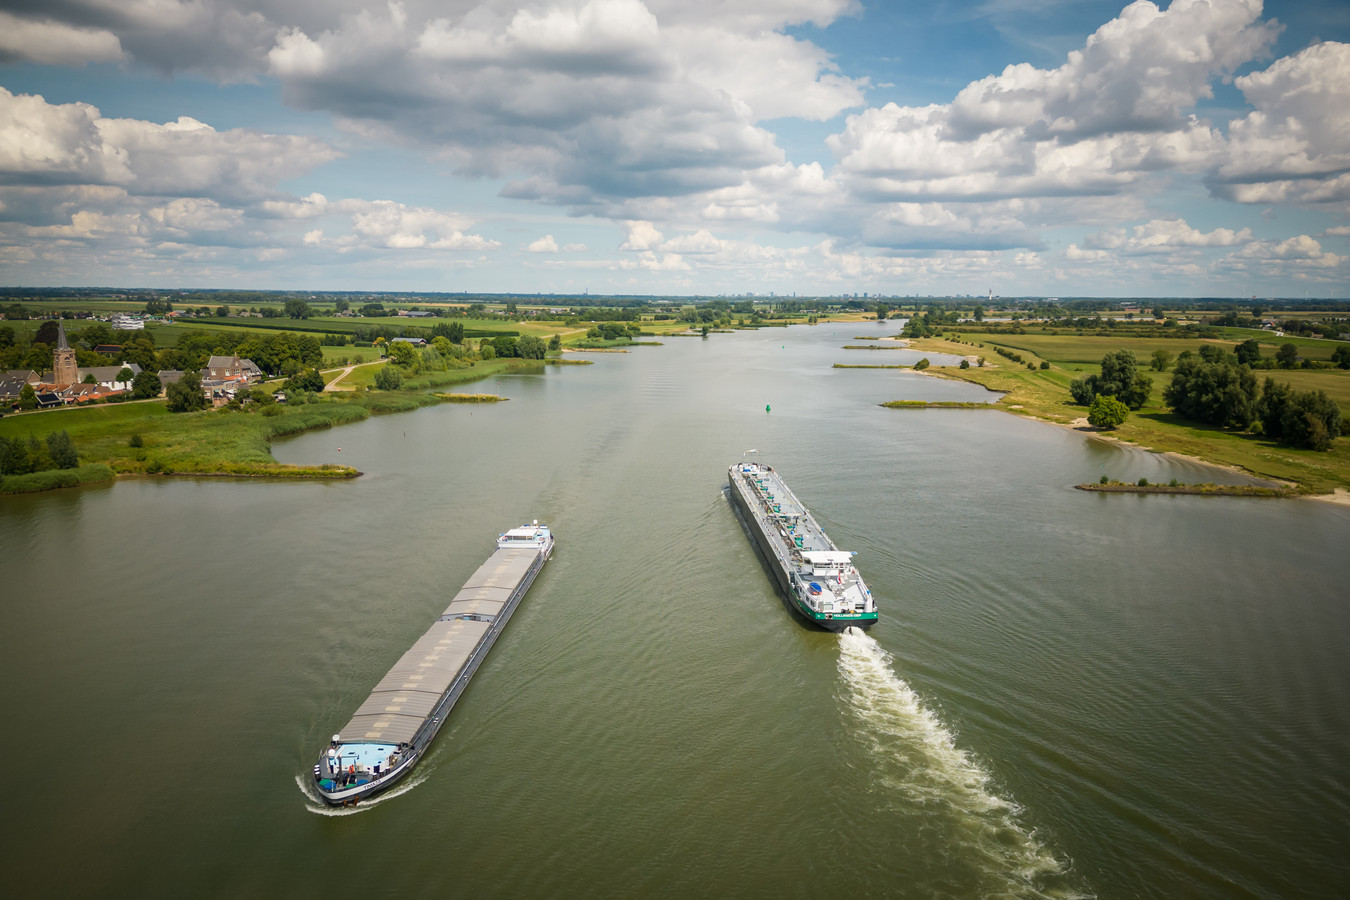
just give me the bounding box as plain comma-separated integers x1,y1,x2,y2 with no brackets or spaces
53,321,78,386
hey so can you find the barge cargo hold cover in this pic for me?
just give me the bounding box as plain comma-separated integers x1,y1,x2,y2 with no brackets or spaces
312,522,554,805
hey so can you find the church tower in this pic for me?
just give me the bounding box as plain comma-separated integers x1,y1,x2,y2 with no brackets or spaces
54,321,79,386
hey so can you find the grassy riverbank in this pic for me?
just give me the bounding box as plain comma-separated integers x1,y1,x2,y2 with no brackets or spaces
899,334,1350,495
0,357,548,493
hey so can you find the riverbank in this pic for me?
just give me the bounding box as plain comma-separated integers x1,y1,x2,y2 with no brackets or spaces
0,358,544,494
898,336,1350,498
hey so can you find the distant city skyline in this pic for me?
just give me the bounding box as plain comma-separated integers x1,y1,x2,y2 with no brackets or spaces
1,0,1347,298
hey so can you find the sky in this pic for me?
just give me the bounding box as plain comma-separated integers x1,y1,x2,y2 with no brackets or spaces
0,0,1348,298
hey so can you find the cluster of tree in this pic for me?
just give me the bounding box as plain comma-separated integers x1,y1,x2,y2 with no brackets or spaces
1210,310,1266,329
678,305,724,325
585,323,640,341
372,331,553,389
903,308,963,338
1163,356,1343,450
0,431,79,474
169,329,322,376
576,307,645,322
1069,350,1152,409
487,334,547,359
430,321,465,343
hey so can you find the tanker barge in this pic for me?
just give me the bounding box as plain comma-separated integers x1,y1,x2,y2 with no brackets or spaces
312,521,553,805
728,460,877,631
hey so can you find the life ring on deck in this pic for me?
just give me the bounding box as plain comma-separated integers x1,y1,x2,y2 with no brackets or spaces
348,765,356,774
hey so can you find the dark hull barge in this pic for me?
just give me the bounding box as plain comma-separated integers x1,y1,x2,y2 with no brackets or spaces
313,522,553,805
729,461,877,631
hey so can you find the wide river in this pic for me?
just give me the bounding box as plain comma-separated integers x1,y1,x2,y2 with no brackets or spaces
3,324,1348,898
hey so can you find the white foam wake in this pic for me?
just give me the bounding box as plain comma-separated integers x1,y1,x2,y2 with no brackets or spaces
837,628,1072,895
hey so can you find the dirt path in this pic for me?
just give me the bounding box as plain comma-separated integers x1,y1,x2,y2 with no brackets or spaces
322,359,384,392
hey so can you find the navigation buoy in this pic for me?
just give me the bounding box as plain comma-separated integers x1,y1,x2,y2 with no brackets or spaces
765,404,771,413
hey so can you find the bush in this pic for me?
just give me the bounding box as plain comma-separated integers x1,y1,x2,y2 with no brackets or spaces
959,359,970,369
1138,478,1149,487
1039,360,1050,370
374,365,403,390
913,358,930,370
1088,394,1130,430
129,433,144,448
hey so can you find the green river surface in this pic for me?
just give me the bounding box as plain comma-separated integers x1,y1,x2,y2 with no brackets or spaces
3,324,1348,898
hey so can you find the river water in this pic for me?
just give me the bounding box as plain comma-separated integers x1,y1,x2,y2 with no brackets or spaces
3,324,1348,898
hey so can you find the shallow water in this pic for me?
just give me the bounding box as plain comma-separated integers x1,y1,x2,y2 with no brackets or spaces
3,324,1347,897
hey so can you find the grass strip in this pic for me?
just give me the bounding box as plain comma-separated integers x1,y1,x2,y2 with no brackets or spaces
0,464,116,494
835,364,910,369
433,393,505,403
1076,481,1295,498
881,400,998,409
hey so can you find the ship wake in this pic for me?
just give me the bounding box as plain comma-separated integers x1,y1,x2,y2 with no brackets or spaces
837,629,1079,897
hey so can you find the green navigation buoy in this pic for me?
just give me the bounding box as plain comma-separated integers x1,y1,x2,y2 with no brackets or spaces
766,403,771,413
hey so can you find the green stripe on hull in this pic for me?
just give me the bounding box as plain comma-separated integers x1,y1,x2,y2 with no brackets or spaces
793,599,878,627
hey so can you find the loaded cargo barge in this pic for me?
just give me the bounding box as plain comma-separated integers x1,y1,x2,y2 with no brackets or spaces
728,460,877,631
313,522,553,805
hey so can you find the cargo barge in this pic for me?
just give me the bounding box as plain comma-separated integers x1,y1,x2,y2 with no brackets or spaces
728,460,877,631
312,522,553,805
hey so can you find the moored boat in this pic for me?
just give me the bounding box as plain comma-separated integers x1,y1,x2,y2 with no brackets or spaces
312,522,554,805
728,460,878,631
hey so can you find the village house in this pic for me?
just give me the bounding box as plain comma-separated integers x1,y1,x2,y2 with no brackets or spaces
80,364,142,391
0,370,39,402
205,355,264,382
